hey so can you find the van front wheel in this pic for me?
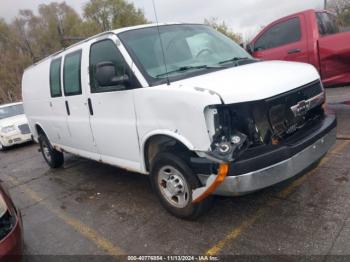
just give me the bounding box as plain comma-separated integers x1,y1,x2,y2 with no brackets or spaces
150,152,213,220
39,133,64,168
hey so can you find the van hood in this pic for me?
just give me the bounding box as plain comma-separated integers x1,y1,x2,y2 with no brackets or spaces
0,114,28,128
175,61,320,104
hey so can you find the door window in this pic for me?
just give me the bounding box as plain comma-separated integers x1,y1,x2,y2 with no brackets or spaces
63,50,82,96
50,58,62,97
89,39,128,92
316,12,340,36
254,17,301,51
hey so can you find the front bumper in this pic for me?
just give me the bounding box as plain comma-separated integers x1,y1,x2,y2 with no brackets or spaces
0,133,32,147
198,115,337,196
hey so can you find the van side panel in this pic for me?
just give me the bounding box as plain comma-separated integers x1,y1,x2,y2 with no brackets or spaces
22,61,55,142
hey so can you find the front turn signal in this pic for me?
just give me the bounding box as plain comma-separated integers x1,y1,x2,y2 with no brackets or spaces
192,163,229,204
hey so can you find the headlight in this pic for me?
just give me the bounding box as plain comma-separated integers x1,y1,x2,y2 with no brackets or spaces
204,105,248,162
1,125,16,133
0,188,17,240
0,193,7,218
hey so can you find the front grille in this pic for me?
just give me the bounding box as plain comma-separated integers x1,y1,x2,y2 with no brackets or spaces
215,80,325,150
18,124,31,134
266,80,324,139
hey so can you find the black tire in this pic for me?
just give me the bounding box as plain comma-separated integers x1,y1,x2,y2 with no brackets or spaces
0,142,7,151
38,133,64,168
150,152,213,220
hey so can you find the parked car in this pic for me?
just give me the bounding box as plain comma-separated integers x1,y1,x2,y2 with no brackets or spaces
0,102,32,151
0,180,23,262
248,9,350,87
22,23,336,219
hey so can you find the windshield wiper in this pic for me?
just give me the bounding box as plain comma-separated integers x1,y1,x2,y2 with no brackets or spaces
155,65,218,78
218,57,250,65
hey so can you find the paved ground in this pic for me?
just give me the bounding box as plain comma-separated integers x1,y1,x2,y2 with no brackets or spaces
0,87,349,260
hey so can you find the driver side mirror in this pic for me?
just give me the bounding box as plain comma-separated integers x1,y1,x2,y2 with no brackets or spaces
95,61,129,87
246,43,254,54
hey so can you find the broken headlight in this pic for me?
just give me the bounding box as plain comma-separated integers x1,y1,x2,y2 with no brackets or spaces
204,106,249,162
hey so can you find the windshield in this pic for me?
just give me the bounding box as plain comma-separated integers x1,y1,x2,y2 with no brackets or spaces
0,104,24,120
118,24,251,84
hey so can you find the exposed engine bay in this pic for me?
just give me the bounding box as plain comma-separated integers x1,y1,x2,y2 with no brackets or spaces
205,80,326,162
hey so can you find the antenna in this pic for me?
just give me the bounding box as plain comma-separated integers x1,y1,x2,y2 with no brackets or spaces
152,0,170,85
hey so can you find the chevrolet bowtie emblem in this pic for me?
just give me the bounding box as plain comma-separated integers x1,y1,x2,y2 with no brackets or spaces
291,100,311,117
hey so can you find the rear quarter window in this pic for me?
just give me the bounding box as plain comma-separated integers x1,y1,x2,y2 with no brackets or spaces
316,12,340,36
49,58,62,97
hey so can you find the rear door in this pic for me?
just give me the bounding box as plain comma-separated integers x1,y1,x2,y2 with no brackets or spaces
62,49,99,158
316,12,350,85
252,15,309,63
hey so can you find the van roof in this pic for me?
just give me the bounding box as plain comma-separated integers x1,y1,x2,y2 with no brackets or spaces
0,102,22,108
24,22,190,71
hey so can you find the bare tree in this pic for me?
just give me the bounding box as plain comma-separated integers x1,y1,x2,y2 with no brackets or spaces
327,0,350,27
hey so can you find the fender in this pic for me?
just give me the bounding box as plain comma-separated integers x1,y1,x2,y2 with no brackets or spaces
140,129,196,173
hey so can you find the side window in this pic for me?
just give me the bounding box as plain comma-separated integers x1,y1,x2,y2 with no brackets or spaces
255,17,301,51
89,39,128,93
49,58,62,97
316,12,340,36
63,50,82,96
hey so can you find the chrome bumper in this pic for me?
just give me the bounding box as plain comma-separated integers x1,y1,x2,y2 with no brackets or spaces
198,128,337,196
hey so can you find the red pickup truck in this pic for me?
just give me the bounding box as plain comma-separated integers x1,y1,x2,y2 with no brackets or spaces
248,9,350,87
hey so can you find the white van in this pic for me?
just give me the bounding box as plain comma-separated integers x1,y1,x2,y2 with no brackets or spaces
22,23,336,219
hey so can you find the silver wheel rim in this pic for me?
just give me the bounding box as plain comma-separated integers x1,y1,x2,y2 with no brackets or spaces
157,165,190,208
42,140,52,162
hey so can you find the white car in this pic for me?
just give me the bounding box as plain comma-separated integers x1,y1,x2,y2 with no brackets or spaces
0,102,32,150
22,23,336,219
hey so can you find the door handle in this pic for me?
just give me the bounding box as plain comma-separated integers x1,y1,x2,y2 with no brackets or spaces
288,48,301,54
87,98,94,116
65,101,70,116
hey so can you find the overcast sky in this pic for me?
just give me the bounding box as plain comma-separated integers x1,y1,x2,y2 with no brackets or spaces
0,0,325,40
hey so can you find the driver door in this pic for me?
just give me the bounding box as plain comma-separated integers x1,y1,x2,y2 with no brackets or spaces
86,36,141,171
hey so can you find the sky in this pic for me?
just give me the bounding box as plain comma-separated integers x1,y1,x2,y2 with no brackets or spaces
0,0,325,41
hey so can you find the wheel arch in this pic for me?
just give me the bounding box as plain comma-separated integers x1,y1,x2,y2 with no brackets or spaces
33,122,51,143
34,122,46,138
141,131,196,173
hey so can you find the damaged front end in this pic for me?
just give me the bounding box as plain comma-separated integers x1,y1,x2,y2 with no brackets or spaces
204,80,326,162
193,80,326,202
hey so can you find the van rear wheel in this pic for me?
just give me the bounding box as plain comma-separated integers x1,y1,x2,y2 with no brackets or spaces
150,152,213,220
39,133,64,168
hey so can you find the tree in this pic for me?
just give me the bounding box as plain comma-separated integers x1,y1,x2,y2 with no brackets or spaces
204,18,242,44
0,2,85,103
0,18,32,102
83,0,148,34
328,0,350,27
0,1,150,104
